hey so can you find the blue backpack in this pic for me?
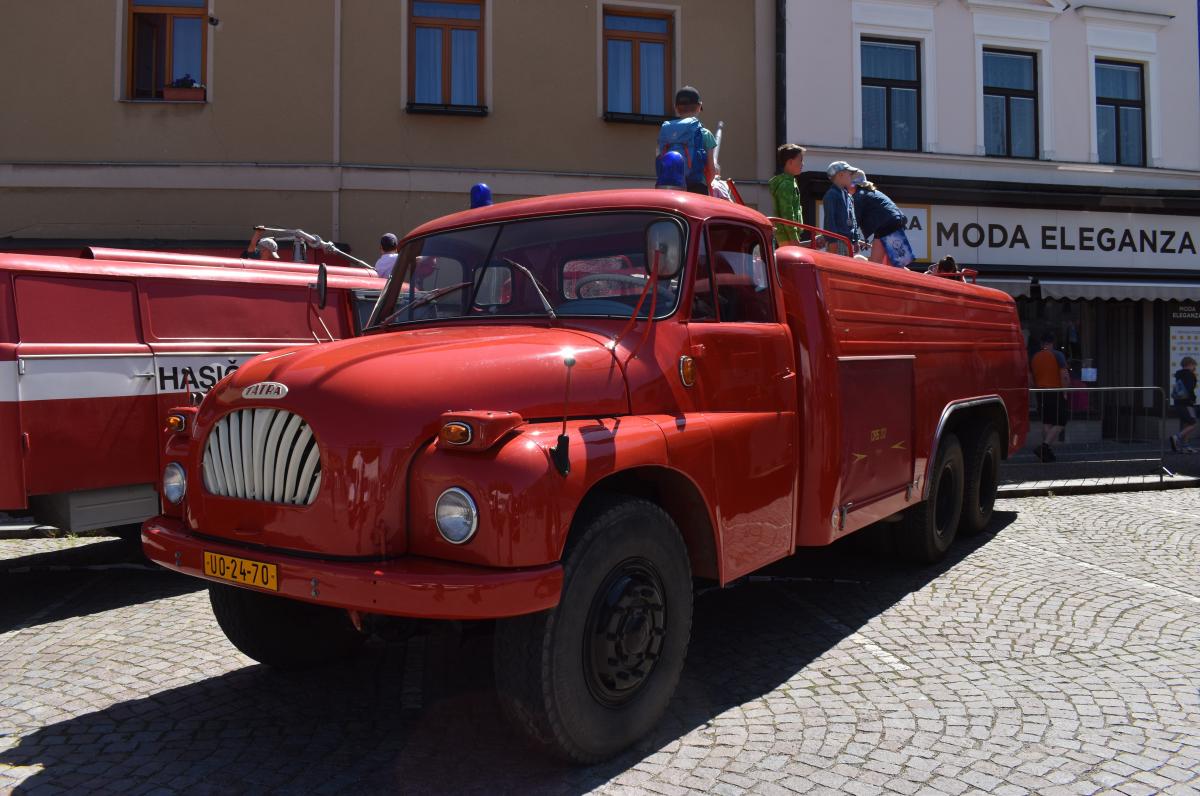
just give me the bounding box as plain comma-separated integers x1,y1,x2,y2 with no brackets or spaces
657,117,708,187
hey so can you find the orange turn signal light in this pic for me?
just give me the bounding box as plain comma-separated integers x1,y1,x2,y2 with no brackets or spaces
166,413,187,433
679,355,696,388
439,421,473,446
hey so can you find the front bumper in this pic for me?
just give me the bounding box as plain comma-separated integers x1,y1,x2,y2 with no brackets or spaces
142,517,563,620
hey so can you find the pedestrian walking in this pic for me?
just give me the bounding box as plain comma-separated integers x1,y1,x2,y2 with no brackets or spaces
1170,356,1199,452
1030,332,1070,461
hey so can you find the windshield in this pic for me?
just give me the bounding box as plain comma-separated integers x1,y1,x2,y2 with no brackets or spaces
365,212,686,330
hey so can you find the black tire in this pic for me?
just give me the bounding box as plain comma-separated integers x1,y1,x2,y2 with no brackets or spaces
961,427,1001,536
493,496,693,764
897,433,964,563
208,584,365,670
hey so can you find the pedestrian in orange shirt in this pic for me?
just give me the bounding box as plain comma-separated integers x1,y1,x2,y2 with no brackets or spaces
1030,332,1070,461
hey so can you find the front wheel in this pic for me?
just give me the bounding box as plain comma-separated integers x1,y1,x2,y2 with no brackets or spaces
208,584,365,670
493,497,693,764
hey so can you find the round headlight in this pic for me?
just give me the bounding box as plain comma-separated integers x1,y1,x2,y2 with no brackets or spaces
435,487,478,544
163,463,187,504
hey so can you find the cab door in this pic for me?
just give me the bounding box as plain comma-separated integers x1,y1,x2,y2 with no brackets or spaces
0,272,25,509
685,222,798,580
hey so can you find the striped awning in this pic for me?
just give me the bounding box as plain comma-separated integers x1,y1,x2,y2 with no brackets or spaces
1039,279,1200,301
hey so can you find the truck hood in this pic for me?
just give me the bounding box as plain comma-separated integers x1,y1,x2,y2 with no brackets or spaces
186,325,627,557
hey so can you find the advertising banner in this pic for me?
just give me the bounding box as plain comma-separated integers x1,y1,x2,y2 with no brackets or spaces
817,202,1200,269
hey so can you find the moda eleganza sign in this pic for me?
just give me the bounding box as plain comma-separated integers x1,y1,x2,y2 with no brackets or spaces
817,203,1200,269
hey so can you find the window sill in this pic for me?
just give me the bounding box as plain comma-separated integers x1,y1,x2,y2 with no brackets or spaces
120,99,208,105
406,103,489,117
604,112,670,125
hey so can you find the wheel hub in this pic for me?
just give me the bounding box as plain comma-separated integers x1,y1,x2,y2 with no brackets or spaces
584,559,667,707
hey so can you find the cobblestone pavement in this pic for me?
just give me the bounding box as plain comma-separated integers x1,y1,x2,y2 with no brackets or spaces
1,492,1198,795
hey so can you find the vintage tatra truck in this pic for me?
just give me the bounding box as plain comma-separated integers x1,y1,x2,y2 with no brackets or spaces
143,190,1028,762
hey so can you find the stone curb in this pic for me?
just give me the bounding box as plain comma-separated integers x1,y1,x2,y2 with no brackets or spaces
999,476,1200,498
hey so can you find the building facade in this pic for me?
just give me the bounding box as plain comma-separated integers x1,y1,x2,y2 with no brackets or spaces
786,0,1200,425
0,0,776,258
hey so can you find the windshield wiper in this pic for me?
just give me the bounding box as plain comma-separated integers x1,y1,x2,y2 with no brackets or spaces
378,281,471,327
503,258,557,321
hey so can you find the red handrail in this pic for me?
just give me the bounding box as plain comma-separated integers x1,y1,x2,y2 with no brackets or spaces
767,218,854,257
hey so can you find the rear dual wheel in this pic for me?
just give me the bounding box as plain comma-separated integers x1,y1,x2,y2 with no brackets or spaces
493,497,693,764
961,427,1001,536
897,433,964,563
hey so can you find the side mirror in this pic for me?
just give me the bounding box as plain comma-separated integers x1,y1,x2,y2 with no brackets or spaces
646,220,683,278
317,262,328,310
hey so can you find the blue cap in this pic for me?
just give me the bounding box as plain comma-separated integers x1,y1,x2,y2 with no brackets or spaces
656,151,686,189
470,183,493,208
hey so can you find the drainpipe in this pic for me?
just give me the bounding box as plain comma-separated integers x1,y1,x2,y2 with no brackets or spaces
775,0,787,150
332,0,343,240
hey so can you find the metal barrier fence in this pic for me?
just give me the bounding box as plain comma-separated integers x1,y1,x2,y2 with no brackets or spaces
1017,386,1170,482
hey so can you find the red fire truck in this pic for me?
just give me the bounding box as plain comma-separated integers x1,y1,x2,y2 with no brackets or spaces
0,249,382,533
143,191,1028,762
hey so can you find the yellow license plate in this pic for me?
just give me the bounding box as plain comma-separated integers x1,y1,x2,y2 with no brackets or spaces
203,551,278,591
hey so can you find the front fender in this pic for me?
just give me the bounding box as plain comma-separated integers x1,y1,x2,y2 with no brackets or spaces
406,416,670,568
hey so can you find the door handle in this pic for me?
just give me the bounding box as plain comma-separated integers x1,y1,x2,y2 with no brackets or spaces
133,372,156,380
778,367,795,381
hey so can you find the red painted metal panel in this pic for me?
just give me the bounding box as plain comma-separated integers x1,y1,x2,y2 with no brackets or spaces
837,357,914,509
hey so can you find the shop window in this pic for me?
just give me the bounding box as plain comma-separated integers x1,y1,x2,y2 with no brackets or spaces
861,38,921,152
983,49,1038,159
408,1,486,114
603,8,673,123
706,224,773,323
128,0,207,101
1095,60,1145,167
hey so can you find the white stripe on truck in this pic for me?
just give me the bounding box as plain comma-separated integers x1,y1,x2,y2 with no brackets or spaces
0,361,16,402
0,353,264,403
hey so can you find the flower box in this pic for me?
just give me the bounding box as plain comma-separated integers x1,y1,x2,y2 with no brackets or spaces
163,86,206,102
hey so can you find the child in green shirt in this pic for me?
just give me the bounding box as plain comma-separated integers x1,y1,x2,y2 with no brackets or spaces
768,144,806,246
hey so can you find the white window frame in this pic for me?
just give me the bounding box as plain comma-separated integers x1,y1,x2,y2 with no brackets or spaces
851,0,938,153
399,0,494,110
969,11,1054,160
1080,6,1169,168
595,1,681,120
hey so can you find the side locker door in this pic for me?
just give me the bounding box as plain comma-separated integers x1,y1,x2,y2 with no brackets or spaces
14,275,159,498
0,271,26,510
686,223,799,581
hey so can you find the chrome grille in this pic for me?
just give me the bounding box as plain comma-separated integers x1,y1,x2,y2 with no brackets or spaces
202,409,322,505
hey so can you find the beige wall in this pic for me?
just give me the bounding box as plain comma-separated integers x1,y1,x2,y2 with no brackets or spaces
0,188,331,242
339,0,761,180
0,0,771,257
0,1,335,163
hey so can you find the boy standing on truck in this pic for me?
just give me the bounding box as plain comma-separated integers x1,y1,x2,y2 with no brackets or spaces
823,162,865,255
769,144,806,246
1170,356,1198,452
1030,332,1070,461
657,87,716,196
